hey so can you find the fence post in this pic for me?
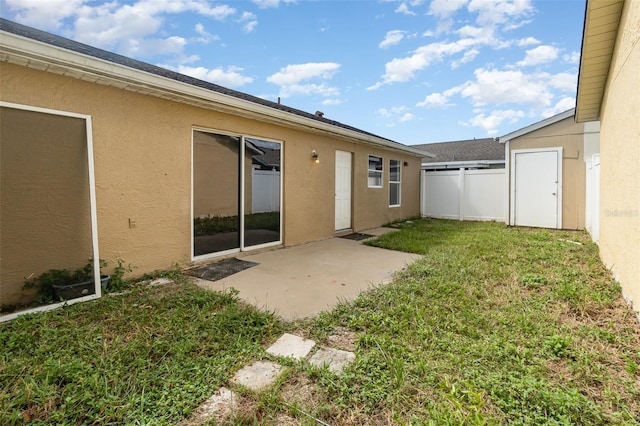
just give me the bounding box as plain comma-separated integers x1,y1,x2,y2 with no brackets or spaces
458,168,465,221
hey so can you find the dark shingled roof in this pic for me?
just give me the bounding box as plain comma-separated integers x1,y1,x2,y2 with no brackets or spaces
412,138,504,163
0,18,406,148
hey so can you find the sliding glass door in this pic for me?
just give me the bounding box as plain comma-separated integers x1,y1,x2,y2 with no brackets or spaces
192,130,281,259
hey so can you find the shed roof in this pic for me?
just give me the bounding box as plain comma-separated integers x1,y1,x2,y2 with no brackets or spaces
412,138,504,163
0,18,428,157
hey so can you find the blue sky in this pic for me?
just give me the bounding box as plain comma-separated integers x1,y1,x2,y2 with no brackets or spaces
1,0,586,145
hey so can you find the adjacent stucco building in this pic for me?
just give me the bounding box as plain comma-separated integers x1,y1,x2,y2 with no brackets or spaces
576,0,639,317
0,19,427,308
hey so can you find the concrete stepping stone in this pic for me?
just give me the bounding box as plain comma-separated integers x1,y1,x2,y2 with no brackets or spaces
231,360,283,391
266,333,316,359
309,347,356,374
177,387,237,425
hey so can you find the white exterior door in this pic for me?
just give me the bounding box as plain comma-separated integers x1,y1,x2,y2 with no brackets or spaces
512,148,562,228
335,150,352,231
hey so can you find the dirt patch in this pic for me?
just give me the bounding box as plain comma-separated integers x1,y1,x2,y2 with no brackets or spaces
326,326,358,352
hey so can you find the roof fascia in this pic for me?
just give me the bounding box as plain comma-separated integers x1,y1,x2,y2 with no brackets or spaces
498,109,575,143
421,160,504,168
1,30,427,157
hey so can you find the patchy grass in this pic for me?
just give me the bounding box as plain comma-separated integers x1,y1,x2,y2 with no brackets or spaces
293,219,639,425
1,219,638,425
0,278,283,424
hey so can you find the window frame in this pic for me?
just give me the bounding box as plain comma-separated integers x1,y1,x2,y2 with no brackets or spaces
367,155,383,188
389,159,401,207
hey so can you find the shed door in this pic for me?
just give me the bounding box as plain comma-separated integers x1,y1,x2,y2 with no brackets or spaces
335,150,352,231
512,149,562,228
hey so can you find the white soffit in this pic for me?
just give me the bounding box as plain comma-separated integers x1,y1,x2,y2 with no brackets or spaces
575,0,624,123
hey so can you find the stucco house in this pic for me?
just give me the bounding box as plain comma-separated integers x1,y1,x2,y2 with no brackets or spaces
575,0,639,317
499,108,600,230
0,18,428,310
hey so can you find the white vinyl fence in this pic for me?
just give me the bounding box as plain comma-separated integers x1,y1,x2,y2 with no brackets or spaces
585,154,600,243
421,168,506,222
252,169,280,213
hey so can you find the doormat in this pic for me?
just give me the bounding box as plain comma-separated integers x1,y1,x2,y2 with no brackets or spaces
187,258,259,282
340,233,374,241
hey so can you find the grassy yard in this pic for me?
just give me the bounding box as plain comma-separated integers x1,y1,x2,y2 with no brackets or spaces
1,220,639,424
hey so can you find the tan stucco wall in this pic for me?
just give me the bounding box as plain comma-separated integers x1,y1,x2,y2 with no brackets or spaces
0,62,420,304
597,0,640,315
508,116,586,230
0,107,93,305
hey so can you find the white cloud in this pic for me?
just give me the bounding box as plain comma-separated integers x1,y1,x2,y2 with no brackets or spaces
451,48,479,68
239,11,258,33
541,97,575,117
278,84,340,98
6,0,238,59
376,105,415,124
416,92,453,108
518,36,540,46
165,65,253,87
462,109,525,134
458,68,557,107
379,30,407,49
322,98,342,106
467,0,534,27
4,0,85,30
253,0,297,8
369,36,488,89
194,23,220,44
267,62,341,98
428,0,468,18
399,112,416,122
516,45,559,67
268,63,340,85
546,72,577,91
395,3,416,15
563,51,580,64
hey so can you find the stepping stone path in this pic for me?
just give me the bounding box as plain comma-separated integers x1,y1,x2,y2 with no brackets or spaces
231,360,283,392
186,331,357,424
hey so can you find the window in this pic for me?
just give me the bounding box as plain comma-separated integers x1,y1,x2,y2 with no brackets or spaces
389,159,401,206
368,155,383,188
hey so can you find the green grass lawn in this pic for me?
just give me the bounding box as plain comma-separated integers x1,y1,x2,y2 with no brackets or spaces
1,219,639,425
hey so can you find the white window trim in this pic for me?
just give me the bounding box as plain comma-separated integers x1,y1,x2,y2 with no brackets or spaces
191,127,283,262
389,159,401,207
368,155,383,188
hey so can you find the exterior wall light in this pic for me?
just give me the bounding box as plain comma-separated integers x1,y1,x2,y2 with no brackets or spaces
311,150,319,163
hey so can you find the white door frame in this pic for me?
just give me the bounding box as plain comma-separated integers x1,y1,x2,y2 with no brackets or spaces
335,150,352,231
509,147,563,229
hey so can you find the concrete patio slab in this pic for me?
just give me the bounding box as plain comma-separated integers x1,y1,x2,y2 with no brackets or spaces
194,228,420,320
230,361,283,392
266,333,316,359
309,347,356,374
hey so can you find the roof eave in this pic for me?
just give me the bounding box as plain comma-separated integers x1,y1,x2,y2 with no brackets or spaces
0,30,426,157
575,0,624,123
